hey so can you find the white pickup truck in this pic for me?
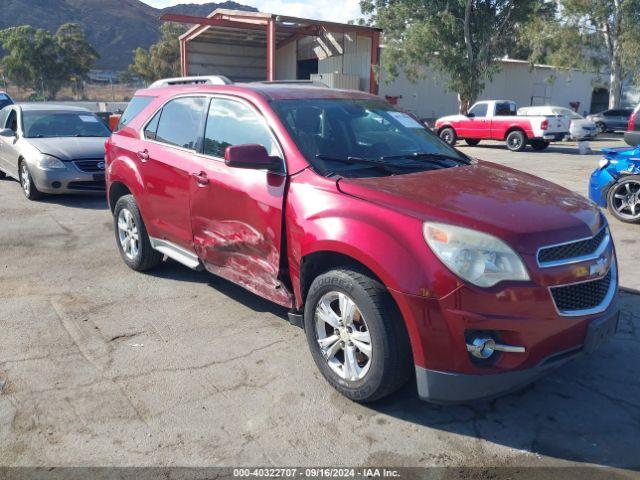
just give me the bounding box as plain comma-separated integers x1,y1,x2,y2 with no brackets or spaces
435,100,570,151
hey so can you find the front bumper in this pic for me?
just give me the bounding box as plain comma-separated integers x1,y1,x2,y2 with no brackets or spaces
30,162,105,194
539,132,569,141
416,303,619,403
417,301,618,403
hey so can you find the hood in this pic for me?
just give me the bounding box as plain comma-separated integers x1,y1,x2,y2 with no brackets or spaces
337,161,603,254
27,137,107,161
436,114,465,124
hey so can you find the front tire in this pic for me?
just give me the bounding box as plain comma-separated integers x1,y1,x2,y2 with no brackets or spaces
506,130,527,152
113,194,163,271
439,127,457,146
530,140,550,151
304,268,412,402
19,161,43,200
607,176,640,223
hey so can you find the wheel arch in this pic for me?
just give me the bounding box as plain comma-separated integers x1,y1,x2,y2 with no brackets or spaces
108,181,132,212
504,126,527,140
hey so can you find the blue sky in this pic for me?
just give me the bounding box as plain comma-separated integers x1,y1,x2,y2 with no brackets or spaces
141,0,362,23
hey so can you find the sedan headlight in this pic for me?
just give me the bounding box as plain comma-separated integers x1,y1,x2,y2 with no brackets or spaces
423,222,530,287
37,155,66,170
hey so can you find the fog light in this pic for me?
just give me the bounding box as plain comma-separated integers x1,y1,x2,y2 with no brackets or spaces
466,335,526,359
52,181,61,189
467,336,496,359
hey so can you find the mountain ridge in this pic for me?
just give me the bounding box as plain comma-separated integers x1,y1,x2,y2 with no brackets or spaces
0,0,258,70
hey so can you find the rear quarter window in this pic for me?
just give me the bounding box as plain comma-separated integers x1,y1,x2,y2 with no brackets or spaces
117,96,155,130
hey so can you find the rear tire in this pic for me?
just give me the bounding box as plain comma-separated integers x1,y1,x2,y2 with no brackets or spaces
439,127,457,146
530,140,550,151
607,176,640,223
465,139,481,146
506,130,527,152
113,194,163,271
304,268,412,403
19,160,43,200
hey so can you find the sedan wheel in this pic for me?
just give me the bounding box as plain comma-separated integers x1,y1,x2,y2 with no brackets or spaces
315,291,372,381
19,161,42,200
608,177,640,223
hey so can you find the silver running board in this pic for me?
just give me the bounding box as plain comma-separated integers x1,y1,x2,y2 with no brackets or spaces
149,237,201,270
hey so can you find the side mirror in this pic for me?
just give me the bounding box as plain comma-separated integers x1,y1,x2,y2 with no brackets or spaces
0,128,16,138
224,144,280,171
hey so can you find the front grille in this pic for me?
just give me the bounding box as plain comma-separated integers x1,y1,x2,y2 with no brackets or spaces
73,159,105,173
67,181,105,191
538,228,607,265
551,270,612,313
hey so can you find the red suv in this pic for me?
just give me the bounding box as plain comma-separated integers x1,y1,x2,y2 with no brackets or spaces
106,78,619,403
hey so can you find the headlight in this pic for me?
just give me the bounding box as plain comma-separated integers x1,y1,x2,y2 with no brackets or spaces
423,222,530,287
37,155,66,170
598,157,610,169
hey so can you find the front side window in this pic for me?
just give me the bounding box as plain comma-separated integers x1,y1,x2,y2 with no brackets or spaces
22,111,111,138
155,97,206,150
468,103,488,118
204,98,279,158
272,98,469,178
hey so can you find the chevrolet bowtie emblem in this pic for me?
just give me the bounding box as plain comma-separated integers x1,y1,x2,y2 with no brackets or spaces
590,256,609,277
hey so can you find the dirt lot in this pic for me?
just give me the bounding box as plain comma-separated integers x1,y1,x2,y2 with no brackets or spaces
0,136,639,476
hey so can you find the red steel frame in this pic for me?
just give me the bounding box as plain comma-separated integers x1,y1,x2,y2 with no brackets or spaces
164,11,381,94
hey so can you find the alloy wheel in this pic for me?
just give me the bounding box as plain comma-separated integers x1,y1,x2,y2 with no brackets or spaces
611,181,640,220
314,291,372,381
21,163,30,197
508,134,523,150
117,208,140,260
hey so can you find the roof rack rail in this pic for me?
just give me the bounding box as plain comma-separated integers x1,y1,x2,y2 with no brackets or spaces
149,75,233,88
252,80,328,87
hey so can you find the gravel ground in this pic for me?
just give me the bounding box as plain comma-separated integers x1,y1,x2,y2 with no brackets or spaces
0,135,638,478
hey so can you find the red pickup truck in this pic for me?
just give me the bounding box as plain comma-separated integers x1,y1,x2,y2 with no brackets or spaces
106,79,618,403
435,100,569,151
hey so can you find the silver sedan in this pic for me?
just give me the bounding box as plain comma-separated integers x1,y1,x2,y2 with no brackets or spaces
0,103,111,200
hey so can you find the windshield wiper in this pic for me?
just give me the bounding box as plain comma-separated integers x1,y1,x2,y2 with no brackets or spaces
380,151,471,165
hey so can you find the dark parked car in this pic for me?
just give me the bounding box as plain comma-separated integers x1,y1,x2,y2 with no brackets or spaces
587,108,633,133
0,91,14,110
106,77,619,404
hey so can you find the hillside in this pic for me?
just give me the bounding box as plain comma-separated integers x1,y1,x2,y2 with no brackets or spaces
0,0,257,70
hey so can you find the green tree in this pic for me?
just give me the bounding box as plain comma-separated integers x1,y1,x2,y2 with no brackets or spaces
0,25,65,98
0,23,98,99
128,23,183,83
361,0,540,113
557,0,640,108
56,23,100,98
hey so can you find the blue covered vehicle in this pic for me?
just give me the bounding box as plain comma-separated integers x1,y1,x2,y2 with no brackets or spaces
590,146,640,223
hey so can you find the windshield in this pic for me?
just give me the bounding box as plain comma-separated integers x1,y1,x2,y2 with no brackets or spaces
22,111,111,138
272,98,469,178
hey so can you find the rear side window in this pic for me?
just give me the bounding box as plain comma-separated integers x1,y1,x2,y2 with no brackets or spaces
117,96,154,130
0,107,10,128
495,102,515,116
155,97,206,150
203,98,279,158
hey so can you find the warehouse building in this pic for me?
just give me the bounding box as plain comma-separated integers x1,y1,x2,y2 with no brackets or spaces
164,9,609,118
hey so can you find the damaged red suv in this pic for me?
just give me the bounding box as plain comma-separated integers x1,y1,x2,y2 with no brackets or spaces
105,78,619,403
